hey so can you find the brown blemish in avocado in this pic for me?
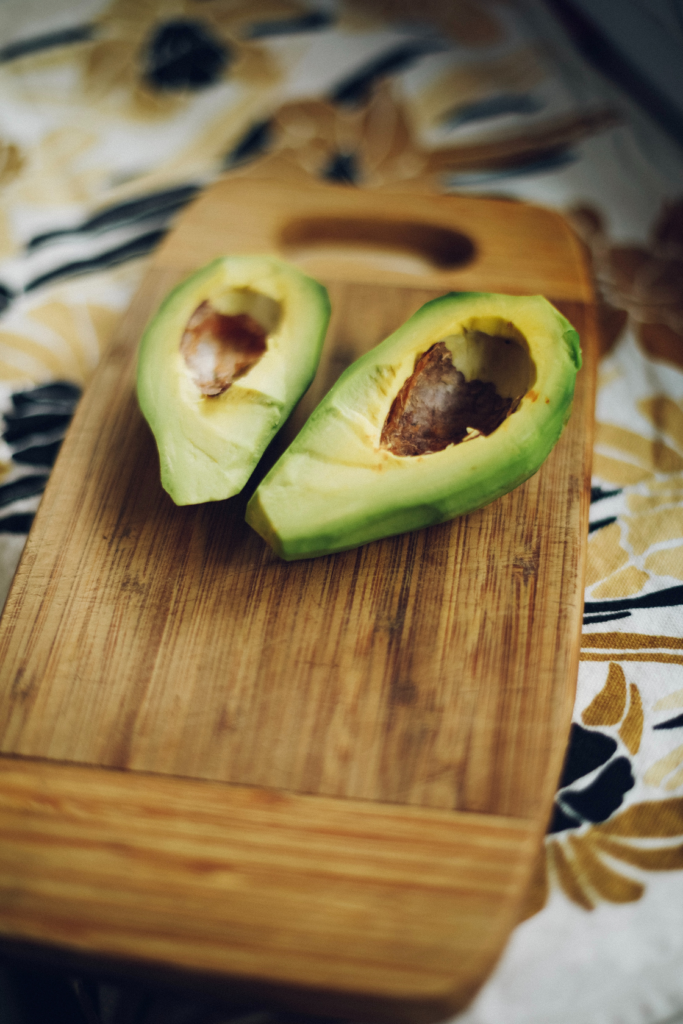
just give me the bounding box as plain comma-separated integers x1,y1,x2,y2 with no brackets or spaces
380,342,518,457
181,300,267,397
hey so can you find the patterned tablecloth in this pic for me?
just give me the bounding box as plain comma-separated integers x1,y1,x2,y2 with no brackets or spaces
1,2,683,1023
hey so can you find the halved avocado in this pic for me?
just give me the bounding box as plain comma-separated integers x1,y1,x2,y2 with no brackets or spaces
245,292,581,559
137,255,330,505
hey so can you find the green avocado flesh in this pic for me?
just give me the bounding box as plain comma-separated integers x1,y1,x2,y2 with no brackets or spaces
245,292,581,560
137,255,330,505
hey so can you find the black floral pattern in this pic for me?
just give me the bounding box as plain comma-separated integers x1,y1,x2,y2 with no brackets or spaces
143,19,230,92
548,723,635,834
1,383,81,536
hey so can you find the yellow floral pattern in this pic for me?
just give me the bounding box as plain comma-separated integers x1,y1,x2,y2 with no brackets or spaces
2,1,683,1020
1,0,683,964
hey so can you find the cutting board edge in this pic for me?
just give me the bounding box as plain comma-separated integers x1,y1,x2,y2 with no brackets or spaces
0,753,542,1023
152,174,595,302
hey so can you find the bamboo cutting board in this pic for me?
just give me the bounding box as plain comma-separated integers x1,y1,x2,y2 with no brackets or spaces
0,178,596,1022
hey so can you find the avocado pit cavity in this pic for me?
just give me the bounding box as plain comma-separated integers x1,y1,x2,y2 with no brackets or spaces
381,334,530,457
181,290,280,397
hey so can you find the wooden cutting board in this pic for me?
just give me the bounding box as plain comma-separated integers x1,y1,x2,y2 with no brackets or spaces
0,178,596,1022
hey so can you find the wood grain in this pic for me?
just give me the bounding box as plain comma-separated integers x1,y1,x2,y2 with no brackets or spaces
0,759,537,1023
0,178,597,1019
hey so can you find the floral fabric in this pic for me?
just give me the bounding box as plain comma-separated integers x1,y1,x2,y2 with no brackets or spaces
1,2,683,1023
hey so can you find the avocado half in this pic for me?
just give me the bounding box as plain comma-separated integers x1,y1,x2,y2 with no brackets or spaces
137,255,330,505
245,292,581,559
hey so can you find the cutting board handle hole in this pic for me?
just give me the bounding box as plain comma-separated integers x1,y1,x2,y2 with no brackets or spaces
280,217,476,272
